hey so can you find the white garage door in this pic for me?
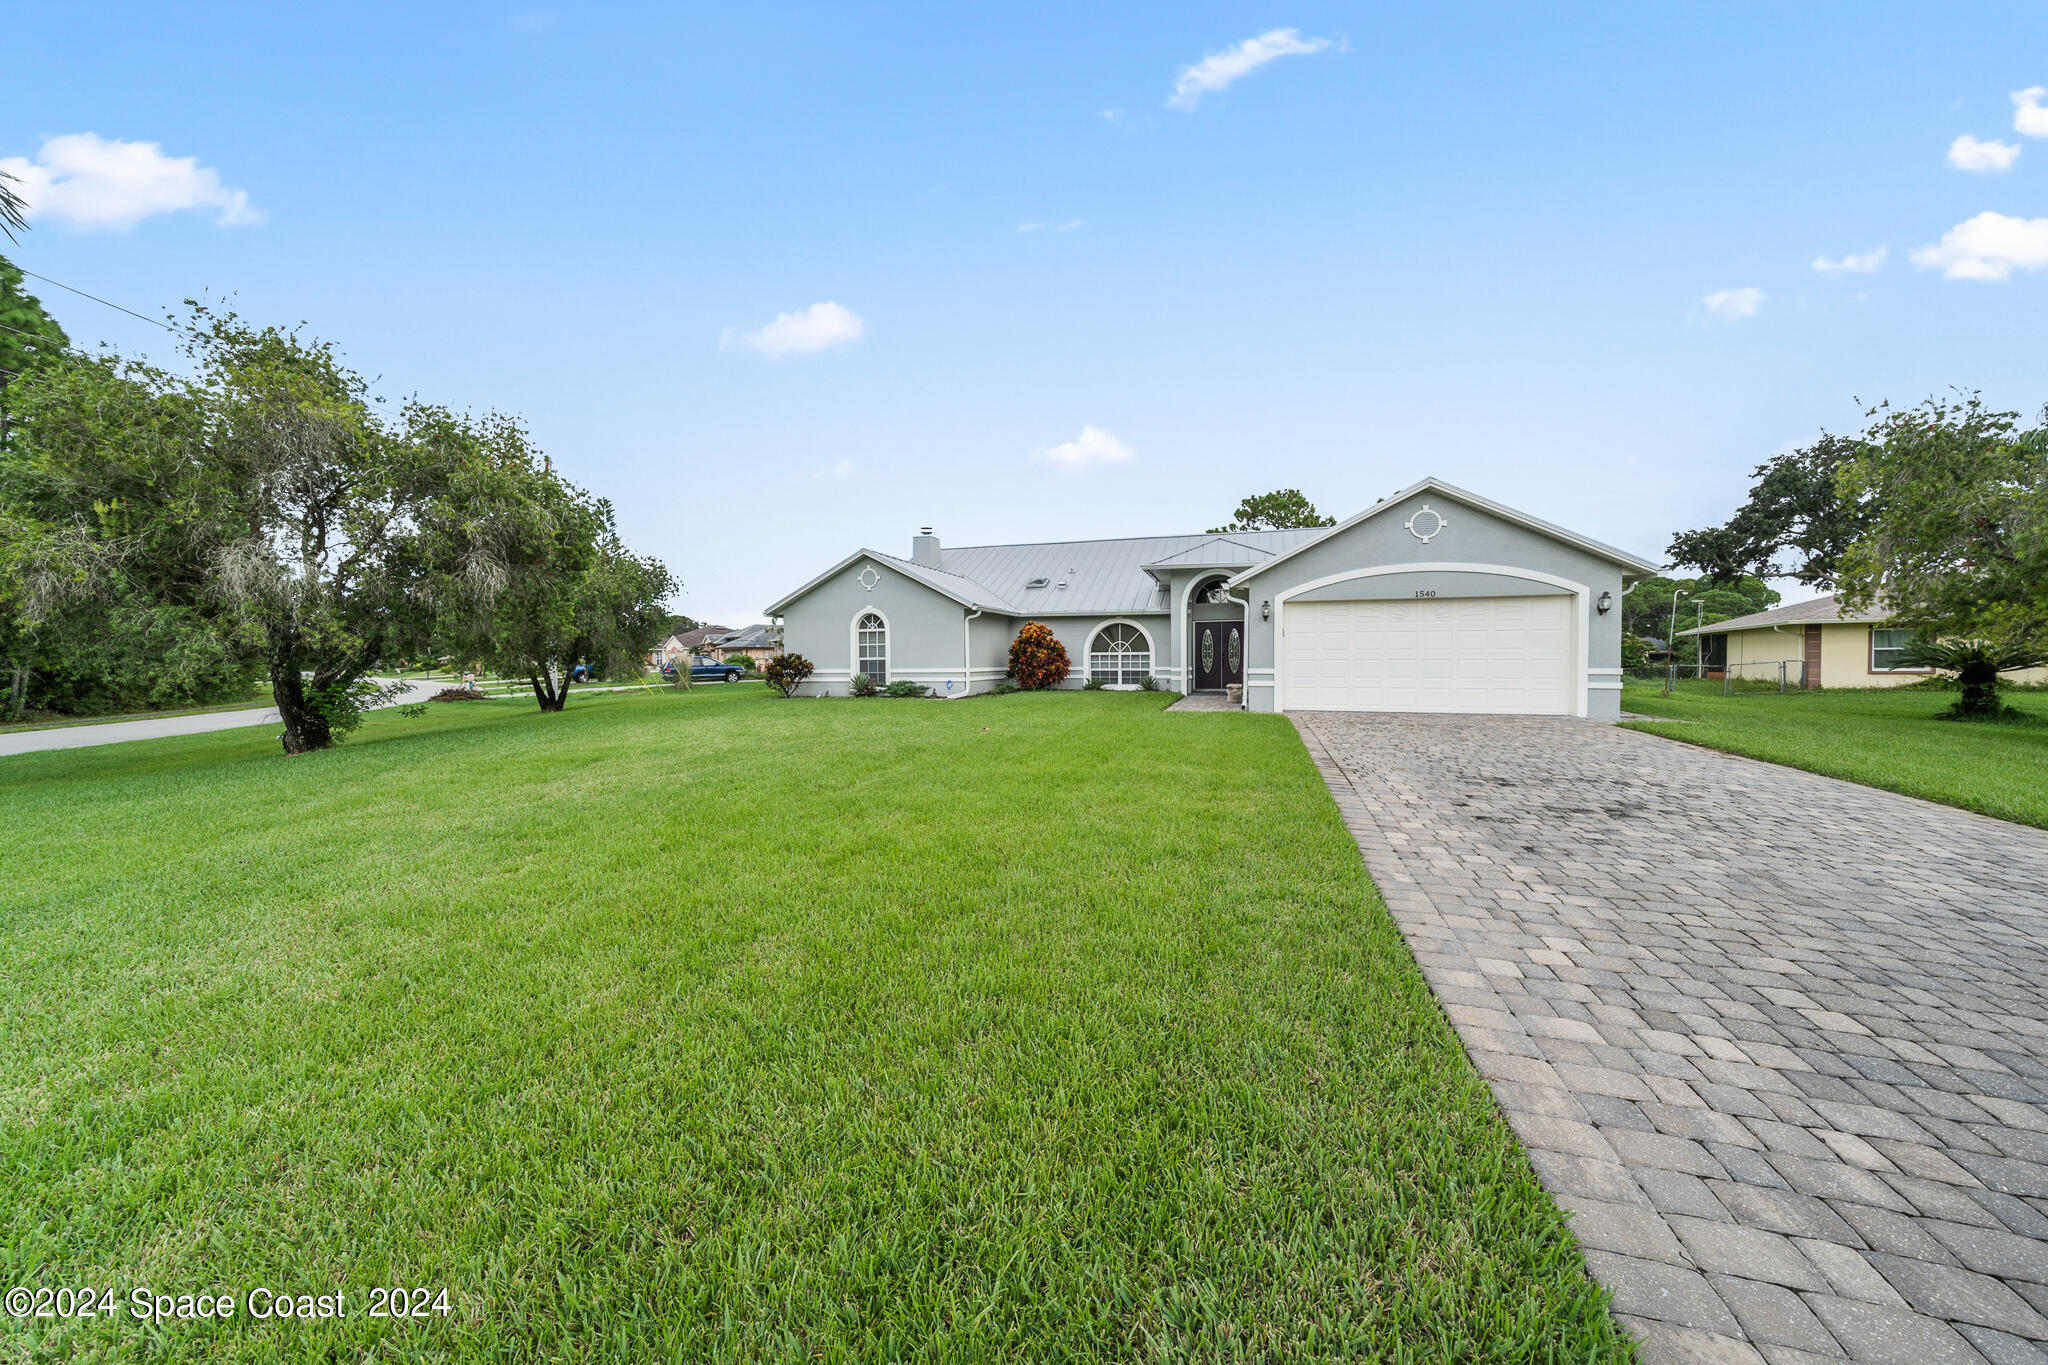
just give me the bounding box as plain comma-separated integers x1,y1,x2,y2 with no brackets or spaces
1281,596,1574,714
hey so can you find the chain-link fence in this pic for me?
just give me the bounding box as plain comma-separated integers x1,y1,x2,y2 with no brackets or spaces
1623,658,1808,696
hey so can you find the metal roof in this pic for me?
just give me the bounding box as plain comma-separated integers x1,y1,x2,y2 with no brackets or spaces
939,528,1321,616
1675,594,1885,637
767,480,1658,619
1141,534,1296,570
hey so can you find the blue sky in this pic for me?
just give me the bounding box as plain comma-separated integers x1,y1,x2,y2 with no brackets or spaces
9,3,2048,625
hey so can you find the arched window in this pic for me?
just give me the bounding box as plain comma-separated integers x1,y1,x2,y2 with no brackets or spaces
856,612,887,684
1088,623,1151,685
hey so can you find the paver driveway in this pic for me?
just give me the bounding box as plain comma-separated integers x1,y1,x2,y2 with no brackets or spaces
1295,712,2048,1365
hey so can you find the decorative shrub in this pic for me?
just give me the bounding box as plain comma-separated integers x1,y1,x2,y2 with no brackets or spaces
1139,674,1160,691
885,679,930,698
762,652,815,698
1900,638,2048,719
990,679,1021,695
1007,621,1070,691
849,672,879,697
1082,676,1106,690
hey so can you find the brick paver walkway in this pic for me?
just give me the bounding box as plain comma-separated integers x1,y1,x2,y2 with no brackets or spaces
1295,713,2048,1365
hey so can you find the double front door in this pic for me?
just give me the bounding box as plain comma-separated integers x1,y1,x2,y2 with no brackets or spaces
1193,620,1244,691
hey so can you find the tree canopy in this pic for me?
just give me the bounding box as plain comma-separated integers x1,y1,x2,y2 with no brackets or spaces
1209,489,1337,534
0,255,69,403
1622,575,1778,661
1667,435,1874,588
1,301,673,743
1836,393,2047,645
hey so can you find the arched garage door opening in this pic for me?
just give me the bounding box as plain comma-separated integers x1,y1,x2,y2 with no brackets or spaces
1280,595,1575,715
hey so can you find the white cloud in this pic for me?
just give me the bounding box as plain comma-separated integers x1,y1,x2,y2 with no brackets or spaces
1812,247,1886,275
1167,28,1332,111
1100,108,1125,122
2013,86,2048,138
1702,287,1764,320
1036,424,1135,471
721,301,866,357
1017,219,1083,234
1016,221,1045,233
0,133,261,231
1910,211,2048,281
812,459,853,480
1948,134,2019,172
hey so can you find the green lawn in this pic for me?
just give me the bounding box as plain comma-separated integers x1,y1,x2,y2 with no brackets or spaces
1621,682,2048,828
3,687,1625,1362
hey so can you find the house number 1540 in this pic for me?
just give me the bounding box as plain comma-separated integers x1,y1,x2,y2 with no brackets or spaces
1414,589,1437,598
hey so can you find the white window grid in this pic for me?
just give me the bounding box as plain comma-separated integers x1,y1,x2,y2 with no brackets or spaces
857,613,888,684
1088,624,1150,685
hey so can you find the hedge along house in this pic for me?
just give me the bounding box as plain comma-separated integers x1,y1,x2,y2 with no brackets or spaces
765,477,1661,719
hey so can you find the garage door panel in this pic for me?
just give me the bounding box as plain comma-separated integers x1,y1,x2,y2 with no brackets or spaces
1282,595,1573,715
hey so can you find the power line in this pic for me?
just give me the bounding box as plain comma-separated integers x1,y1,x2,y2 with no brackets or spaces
16,268,185,336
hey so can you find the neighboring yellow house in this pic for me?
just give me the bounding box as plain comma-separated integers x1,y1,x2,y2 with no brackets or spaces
1677,594,2048,689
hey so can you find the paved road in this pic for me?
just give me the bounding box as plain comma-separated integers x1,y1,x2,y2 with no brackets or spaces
0,678,441,758
1296,712,2048,1365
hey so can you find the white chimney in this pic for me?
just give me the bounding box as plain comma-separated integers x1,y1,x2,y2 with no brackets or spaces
911,527,941,568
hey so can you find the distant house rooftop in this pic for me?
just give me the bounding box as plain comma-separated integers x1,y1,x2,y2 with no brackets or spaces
1675,593,1887,637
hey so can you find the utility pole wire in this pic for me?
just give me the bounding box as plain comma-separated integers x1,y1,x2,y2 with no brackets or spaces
16,268,188,336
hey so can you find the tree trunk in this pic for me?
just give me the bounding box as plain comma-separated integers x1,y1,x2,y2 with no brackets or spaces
272,667,333,753
528,673,567,713
7,665,26,721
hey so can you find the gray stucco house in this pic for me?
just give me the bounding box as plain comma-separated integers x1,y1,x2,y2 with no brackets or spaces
764,477,1660,719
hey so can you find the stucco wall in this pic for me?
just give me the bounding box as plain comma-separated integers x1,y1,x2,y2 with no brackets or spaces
1010,614,1170,688
1232,490,1633,719
776,556,982,697
1719,623,2047,688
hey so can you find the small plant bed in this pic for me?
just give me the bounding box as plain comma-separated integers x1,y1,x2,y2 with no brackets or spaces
1621,682,2048,828
3,687,1623,1361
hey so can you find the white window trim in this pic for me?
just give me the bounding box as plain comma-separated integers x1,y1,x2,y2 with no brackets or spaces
1868,627,1926,674
1271,562,1591,717
851,607,891,686
1087,617,1157,685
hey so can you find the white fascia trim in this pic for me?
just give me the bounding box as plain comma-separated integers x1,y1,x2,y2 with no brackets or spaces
768,550,998,616
1271,562,1593,718
1223,477,1661,590
1589,666,1623,675
1589,679,1624,690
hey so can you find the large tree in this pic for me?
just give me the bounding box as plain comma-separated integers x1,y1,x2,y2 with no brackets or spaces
0,255,69,410
1209,489,1337,533
420,407,673,711
1667,435,1874,588
1,348,254,719
1836,393,2047,644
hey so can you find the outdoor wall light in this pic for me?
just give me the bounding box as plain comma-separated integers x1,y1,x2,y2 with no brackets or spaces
1260,599,1271,620
1596,591,1613,614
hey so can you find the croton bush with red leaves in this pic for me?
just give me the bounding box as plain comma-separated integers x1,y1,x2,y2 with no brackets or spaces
1006,622,1071,690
